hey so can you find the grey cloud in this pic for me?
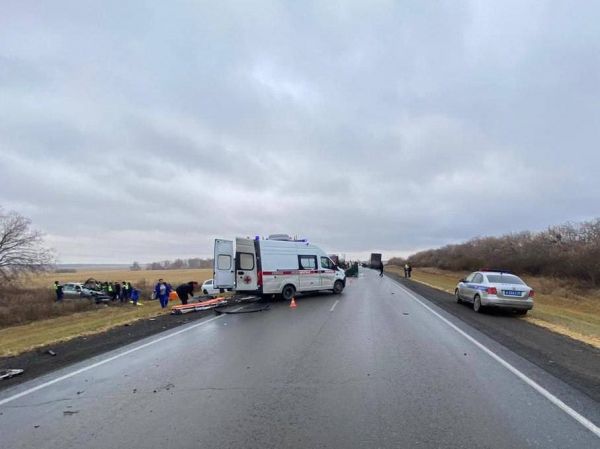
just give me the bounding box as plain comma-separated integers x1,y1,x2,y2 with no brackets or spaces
1,0,599,262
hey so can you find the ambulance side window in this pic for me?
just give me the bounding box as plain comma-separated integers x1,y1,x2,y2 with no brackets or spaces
298,255,317,270
320,257,333,269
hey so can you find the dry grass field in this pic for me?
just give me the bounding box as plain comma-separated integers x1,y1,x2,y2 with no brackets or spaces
0,268,214,356
34,268,213,290
386,266,600,348
0,304,171,357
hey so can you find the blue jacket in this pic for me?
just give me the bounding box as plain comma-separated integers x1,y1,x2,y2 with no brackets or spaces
154,282,171,298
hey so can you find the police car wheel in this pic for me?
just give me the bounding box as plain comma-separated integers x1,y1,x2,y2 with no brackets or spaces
203,289,208,295
473,295,483,313
455,289,462,303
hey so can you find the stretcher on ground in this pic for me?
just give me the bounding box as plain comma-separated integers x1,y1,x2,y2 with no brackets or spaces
170,294,263,315
170,297,228,314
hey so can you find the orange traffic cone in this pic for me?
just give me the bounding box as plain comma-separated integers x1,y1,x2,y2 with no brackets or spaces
290,297,297,308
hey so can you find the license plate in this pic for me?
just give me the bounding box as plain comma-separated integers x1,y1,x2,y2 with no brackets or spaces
503,290,522,297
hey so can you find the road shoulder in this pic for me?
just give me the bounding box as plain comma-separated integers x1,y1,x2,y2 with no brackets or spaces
0,308,215,392
385,271,600,403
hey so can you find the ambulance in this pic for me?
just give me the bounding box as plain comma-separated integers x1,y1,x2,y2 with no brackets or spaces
213,235,346,300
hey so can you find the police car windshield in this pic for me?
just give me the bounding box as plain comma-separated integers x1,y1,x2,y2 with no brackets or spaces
486,274,525,285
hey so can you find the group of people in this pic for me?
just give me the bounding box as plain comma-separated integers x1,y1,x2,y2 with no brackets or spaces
52,278,202,309
52,280,141,305
153,279,199,308
376,262,412,278
100,281,135,303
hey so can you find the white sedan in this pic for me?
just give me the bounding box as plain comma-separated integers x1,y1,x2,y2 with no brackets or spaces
201,279,220,296
455,269,534,314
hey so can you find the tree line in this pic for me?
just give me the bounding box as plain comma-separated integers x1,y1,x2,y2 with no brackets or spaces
130,258,214,271
388,218,600,286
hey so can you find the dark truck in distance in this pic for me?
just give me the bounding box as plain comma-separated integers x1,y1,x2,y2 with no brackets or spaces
370,253,382,269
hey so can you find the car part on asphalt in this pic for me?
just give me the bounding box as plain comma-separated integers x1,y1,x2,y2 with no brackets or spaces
0,369,24,381
214,303,271,315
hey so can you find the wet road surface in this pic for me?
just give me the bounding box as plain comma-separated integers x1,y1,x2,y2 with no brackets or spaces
1,268,599,448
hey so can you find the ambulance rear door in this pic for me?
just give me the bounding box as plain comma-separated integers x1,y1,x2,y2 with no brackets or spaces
235,237,258,292
214,239,235,289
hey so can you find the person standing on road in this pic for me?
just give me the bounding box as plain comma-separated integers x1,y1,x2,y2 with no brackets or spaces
175,281,198,305
407,264,412,278
379,261,384,277
404,263,409,278
154,279,171,308
108,282,116,301
54,281,63,302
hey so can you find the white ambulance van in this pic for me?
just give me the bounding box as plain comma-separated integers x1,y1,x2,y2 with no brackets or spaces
213,235,346,300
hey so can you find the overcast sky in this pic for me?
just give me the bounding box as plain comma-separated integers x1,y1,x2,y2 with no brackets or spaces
1,1,599,263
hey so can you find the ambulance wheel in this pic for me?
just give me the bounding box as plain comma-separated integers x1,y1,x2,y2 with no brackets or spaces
281,284,296,301
333,280,344,294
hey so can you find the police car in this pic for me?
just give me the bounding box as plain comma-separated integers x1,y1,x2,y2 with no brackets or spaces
455,269,534,315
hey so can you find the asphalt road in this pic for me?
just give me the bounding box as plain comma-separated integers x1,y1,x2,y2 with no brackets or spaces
386,270,600,403
1,269,599,448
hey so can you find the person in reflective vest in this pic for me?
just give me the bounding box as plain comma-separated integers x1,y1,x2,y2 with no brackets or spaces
108,282,116,301
54,281,63,302
122,281,130,301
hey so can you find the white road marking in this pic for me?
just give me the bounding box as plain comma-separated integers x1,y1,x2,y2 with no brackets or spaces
389,277,600,438
330,299,340,312
0,315,223,407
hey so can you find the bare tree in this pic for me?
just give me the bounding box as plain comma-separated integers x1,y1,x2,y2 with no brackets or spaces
0,209,54,281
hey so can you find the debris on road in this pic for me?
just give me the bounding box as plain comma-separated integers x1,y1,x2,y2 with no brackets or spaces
0,369,24,380
46,349,57,356
345,262,359,277
214,303,270,315
213,295,269,315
